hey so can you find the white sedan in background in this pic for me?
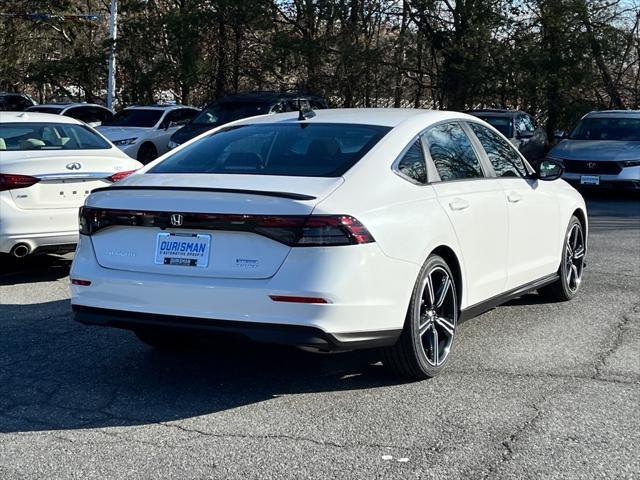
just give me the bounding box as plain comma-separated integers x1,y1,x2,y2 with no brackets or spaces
0,112,141,257
71,109,587,378
97,105,199,164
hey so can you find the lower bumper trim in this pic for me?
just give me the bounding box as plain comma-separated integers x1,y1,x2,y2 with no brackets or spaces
72,305,401,351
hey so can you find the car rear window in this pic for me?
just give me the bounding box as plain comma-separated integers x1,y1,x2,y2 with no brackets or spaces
149,123,391,177
0,123,111,150
26,106,64,114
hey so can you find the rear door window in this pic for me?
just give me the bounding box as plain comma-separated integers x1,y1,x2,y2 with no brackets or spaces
149,123,390,177
422,122,485,181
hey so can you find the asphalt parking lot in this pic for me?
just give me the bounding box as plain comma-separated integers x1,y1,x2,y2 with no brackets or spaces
0,192,638,479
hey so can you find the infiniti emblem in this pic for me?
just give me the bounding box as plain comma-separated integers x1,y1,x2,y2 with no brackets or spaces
170,214,184,227
66,162,82,170
587,162,597,170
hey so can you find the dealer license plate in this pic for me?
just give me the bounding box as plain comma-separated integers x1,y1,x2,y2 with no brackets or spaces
154,233,211,267
580,175,600,186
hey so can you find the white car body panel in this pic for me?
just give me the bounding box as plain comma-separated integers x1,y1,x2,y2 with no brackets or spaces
0,112,142,254
97,106,199,161
70,108,587,348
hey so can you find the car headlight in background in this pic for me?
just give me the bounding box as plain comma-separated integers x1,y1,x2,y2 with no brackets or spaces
167,139,180,149
621,160,640,168
113,137,138,146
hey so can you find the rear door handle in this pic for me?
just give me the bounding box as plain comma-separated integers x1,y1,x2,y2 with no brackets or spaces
449,198,470,211
507,192,523,203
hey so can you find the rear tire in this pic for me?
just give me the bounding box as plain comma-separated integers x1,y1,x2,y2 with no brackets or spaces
538,216,585,302
383,254,458,379
134,329,198,350
137,143,158,164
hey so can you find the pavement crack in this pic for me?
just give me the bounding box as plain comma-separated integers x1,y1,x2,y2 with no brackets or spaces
158,421,408,452
593,302,639,380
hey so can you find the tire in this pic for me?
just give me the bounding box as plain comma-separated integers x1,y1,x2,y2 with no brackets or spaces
538,215,585,302
137,143,158,164
383,254,459,379
134,329,198,350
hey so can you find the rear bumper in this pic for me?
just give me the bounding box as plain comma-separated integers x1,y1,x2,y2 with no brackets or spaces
0,193,80,253
0,231,77,254
73,305,401,351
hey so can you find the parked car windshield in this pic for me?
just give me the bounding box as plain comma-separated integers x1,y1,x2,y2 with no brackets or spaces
191,102,271,125
149,123,391,177
0,123,111,150
474,115,513,138
569,117,640,141
101,109,163,128
26,106,64,115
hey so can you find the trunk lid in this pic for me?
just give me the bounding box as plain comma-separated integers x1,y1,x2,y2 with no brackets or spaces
87,173,344,279
1,151,129,209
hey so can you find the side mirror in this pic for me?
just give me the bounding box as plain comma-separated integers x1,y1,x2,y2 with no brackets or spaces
517,130,534,139
536,159,564,181
554,130,567,140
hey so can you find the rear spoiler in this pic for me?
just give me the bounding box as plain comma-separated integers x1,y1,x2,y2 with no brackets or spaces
90,185,316,201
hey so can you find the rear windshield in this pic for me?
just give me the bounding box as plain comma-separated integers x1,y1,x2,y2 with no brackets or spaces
192,102,271,126
0,123,111,150
101,109,163,128
149,123,391,177
569,117,640,141
26,106,63,114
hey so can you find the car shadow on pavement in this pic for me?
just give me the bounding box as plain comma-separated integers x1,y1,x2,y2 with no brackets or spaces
0,254,72,286
0,299,407,434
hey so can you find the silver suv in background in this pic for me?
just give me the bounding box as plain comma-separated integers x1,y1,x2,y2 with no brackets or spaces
467,109,548,164
547,110,640,190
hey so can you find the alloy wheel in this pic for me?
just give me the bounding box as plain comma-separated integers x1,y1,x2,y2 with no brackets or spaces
416,266,457,367
565,222,585,293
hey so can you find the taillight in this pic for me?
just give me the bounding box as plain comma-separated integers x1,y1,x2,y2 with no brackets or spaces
78,207,375,246
107,170,137,182
0,173,40,192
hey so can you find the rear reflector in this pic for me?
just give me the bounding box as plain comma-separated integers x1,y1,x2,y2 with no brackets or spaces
270,295,328,304
78,207,375,247
71,279,92,286
0,173,40,192
107,170,137,182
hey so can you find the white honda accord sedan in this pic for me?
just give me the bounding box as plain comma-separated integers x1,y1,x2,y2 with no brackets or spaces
0,112,142,257
70,109,587,378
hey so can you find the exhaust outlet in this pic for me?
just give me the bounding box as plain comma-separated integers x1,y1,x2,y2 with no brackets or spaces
10,243,30,258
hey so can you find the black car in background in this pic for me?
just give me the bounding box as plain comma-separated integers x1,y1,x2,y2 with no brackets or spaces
168,91,328,149
0,92,37,111
467,109,548,164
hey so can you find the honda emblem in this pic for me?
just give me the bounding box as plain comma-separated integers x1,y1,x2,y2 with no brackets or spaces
170,214,184,227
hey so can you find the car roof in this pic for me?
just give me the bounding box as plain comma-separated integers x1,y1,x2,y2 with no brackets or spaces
233,108,478,128
27,103,108,110
584,110,640,119
216,91,326,104
466,109,524,117
123,104,195,111
0,111,83,124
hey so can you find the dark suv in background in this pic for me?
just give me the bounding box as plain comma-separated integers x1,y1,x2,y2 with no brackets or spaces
467,109,548,164
168,91,328,149
0,92,37,111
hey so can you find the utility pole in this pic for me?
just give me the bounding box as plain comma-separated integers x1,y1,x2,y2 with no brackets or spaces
107,0,117,109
